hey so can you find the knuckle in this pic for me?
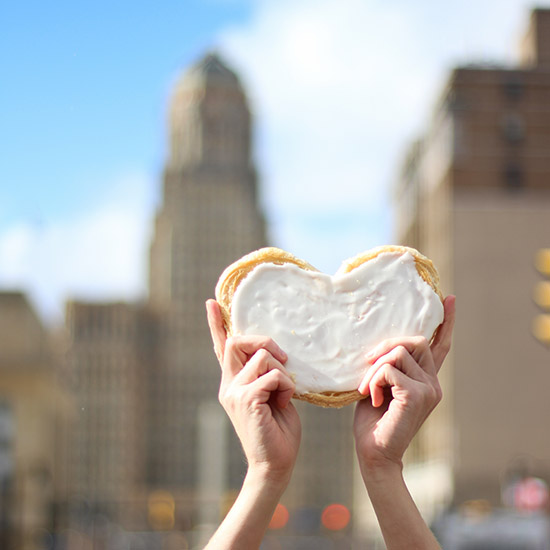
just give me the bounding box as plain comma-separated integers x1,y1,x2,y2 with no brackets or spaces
218,385,229,407
219,384,243,411
440,341,451,356
433,382,443,404
225,336,238,354
414,336,429,350
218,377,232,399
255,348,271,362
259,335,276,348
374,363,392,383
381,362,393,374
423,383,442,407
263,368,279,382
394,345,408,359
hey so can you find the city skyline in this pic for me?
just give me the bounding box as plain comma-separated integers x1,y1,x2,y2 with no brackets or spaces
1,0,548,325
2,5,550,548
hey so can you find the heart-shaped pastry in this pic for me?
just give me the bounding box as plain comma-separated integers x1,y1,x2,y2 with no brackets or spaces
215,245,444,408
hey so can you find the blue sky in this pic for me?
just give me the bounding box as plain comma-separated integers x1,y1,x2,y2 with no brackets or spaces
1,1,249,226
1,0,546,323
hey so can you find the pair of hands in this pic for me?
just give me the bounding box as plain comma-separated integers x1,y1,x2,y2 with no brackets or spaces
205,296,455,484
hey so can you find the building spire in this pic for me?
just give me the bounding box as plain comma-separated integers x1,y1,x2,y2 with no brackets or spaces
168,52,251,169
186,51,240,85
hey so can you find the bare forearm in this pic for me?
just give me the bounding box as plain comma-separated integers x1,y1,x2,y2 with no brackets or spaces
361,462,441,550
204,469,288,550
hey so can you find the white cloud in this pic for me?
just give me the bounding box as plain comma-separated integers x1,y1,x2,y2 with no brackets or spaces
215,0,446,270
0,172,156,324
217,0,538,269
2,0,544,322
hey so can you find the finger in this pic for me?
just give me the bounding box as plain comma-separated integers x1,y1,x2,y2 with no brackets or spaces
369,364,441,415
206,299,227,365
431,295,456,371
358,345,430,396
224,335,288,378
369,364,410,408
248,368,296,409
365,335,431,373
236,348,287,385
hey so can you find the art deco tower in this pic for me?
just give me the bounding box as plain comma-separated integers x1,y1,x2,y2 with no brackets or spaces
147,53,267,492
62,54,267,538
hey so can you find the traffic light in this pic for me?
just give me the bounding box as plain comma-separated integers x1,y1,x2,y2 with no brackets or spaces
532,248,550,346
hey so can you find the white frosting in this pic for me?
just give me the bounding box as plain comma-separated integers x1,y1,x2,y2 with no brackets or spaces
231,252,444,395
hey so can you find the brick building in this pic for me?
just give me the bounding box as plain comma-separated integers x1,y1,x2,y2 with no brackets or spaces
385,5,550,528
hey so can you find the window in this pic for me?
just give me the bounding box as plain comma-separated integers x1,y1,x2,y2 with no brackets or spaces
503,162,524,191
504,162,525,191
501,112,525,143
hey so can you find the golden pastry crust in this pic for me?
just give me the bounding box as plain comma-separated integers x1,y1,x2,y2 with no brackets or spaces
215,247,318,333
338,245,444,302
214,245,443,408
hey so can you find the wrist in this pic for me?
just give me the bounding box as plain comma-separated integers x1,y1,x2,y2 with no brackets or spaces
245,464,292,495
204,463,290,550
358,456,404,485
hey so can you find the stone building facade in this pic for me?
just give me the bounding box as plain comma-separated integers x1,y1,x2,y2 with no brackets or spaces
147,53,267,495
63,54,268,540
64,302,156,524
0,292,70,550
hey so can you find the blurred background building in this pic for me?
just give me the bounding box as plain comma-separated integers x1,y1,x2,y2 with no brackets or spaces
0,292,70,550
1,6,550,550
62,53,268,547
362,6,550,549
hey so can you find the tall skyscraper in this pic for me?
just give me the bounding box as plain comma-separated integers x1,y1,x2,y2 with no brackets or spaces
370,7,550,536
147,52,267,501
64,53,268,536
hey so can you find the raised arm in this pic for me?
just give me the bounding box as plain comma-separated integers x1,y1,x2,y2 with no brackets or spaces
354,295,456,550
204,299,302,550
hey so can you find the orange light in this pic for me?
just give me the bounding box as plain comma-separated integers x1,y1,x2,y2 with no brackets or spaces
269,503,289,529
148,490,175,509
535,248,550,277
321,503,351,531
148,490,175,531
532,314,550,345
534,281,550,310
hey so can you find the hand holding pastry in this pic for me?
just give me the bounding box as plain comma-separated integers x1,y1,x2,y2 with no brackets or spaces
207,246,453,550
204,299,301,550
206,299,301,483
354,294,455,472
353,295,455,550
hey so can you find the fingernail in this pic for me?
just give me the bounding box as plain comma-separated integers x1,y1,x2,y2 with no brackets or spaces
278,346,288,362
